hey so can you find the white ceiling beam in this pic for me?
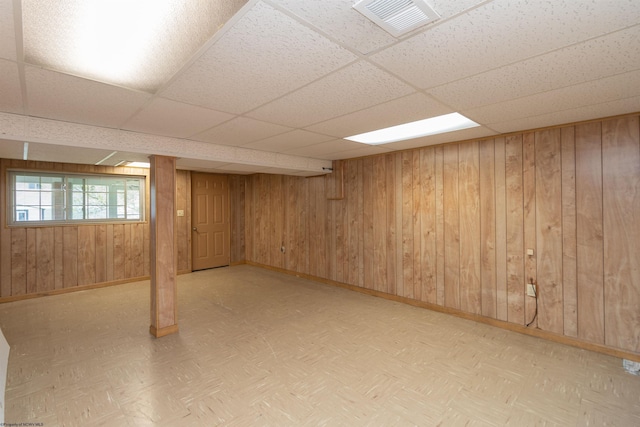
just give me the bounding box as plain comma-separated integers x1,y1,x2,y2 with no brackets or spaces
0,111,332,174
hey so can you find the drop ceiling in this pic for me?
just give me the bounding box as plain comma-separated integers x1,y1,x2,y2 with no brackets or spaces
1,0,639,176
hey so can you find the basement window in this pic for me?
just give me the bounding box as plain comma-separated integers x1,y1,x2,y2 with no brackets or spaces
7,170,145,226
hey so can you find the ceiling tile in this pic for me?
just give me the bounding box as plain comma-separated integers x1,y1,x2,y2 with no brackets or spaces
430,26,640,111
26,141,115,164
192,116,292,146
242,129,334,152
0,139,25,159
0,59,23,114
370,0,640,89
464,69,640,125
247,60,415,128
161,2,358,114
25,66,151,128
122,98,235,139
488,96,640,134
306,93,451,138
21,0,248,92
270,0,489,55
268,0,396,54
0,0,16,60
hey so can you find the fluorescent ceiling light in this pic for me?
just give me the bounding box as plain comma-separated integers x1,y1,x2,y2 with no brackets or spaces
345,113,480,145
126,162,150,168
22,0,248,92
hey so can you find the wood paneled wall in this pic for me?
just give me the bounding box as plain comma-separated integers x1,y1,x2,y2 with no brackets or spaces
244,115,640,355
0,160,193,299
229,175,247,264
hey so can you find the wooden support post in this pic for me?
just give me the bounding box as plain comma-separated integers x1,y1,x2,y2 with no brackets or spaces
149,155,178,337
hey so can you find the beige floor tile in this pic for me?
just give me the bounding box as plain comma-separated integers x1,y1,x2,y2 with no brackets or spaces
1,265,639,426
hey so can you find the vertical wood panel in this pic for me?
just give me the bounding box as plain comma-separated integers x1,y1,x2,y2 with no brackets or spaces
26,228,37,294
131,223,144,277
443,145,460,309
494,137,508,321
285,176,297,272
373,156,387,293
11,228,27,296
63,226,78,288
346,160,359,286
523,133,537,326
505,135,524,324
480,139,497,318
36,228,55,292
602,116,640,352
561,127,578,337
388,154,399,295
113,225,124,280
411,151,422,300
95,225,107,283
575,122,604,343
271,175,285,270
420,148,436,303
402,152,414,298
124,224,132,278
77,226,96,286
435,146,445,306
54,226,64,289
459,141,481,314
535,129,563,334
363,158,374,290
106,224,114,281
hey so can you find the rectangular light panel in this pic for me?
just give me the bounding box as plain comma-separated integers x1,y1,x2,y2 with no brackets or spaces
345,113,480,145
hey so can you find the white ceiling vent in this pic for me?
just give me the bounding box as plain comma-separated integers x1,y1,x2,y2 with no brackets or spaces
353,0,440,37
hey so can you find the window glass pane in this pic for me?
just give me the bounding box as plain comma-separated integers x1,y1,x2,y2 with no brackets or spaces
9,171,144,225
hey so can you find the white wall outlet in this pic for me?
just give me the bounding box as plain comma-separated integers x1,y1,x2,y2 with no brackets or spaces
527,248,534,256
177,209,185,217
527,283,536,297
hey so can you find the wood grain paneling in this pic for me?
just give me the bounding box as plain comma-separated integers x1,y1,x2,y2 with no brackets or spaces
443,145,460,309
402,152,414,299
373,156,387,293
535,129,563,334
523,133,537,327
575,122,604,344
602,116,640,352
419,148,436,304
459,141,481,315
0,159,181,300
241,115,640,356
505,136,524,324
77,226,96,286
479,139,497,318
561,127,578,337
363,158,374,290
494,138,508,322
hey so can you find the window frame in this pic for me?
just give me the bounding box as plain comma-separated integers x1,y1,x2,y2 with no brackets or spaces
6,169,146,227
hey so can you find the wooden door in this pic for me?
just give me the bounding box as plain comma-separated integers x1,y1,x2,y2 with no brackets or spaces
191,173,230,270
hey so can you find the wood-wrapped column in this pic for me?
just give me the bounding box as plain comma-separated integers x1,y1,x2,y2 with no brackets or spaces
149,155,178,337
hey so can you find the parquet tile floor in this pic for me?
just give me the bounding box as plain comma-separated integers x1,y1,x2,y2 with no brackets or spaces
1,265,639,426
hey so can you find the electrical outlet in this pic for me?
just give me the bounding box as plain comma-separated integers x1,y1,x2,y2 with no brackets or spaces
527,283,536,297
